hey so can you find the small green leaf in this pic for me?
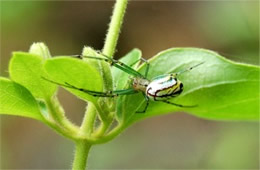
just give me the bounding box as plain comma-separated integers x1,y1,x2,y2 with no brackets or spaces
44,57,103,102
116,48,259,125
0,77,44,121
9,52,57,99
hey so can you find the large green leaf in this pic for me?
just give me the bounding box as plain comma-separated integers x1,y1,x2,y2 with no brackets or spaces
9,52,57,99
0,78,44,121
43,57,103,102
116,48,259,125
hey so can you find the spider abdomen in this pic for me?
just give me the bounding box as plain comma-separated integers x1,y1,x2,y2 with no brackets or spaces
146,74,183,101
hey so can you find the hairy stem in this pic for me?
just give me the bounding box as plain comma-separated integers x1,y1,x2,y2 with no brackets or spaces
90,123,125,144
71,0,129,169
72,140,91,170
45,97,79,134
80,102,97,137
102,0,128,57
93,119,112,138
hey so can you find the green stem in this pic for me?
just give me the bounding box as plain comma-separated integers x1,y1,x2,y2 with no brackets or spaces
90,123,125,144
43,119,76,140
92,101,107,123
45,97,79,133
93,119,111,137
102,0,128,57
71,1,129,169
80,103,97,137
72,140,92,170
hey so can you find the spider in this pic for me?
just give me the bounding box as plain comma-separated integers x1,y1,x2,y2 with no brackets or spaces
43,53,203,113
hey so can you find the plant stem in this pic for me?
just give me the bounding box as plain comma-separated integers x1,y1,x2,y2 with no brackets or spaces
45,97,79,134
80,103,97,137
93,119,111,137
71,0,129,169
102,0,128,57
89,123,124,144
72,140,91,170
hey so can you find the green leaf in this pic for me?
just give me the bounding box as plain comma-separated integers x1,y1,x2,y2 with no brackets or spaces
9,52,57,99
43,57,103,102
116,48,259,125
0,77,44,121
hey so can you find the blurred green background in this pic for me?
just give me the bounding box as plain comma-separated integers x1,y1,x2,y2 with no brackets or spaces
0,1,259,169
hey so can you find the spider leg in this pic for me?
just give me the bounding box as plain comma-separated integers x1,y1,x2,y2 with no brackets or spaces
176,62,205,76
128,58,141,67
162,100,197,108
141,58,150,79
136,92,150,113
42,77,137,97
71,55,83,59
66,82,137,97
77,54,145,78
128,57,150,79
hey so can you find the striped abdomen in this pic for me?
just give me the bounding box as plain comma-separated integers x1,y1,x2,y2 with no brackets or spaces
146,74,183,101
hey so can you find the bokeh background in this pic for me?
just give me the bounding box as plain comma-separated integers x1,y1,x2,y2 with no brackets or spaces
0,0,259,169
